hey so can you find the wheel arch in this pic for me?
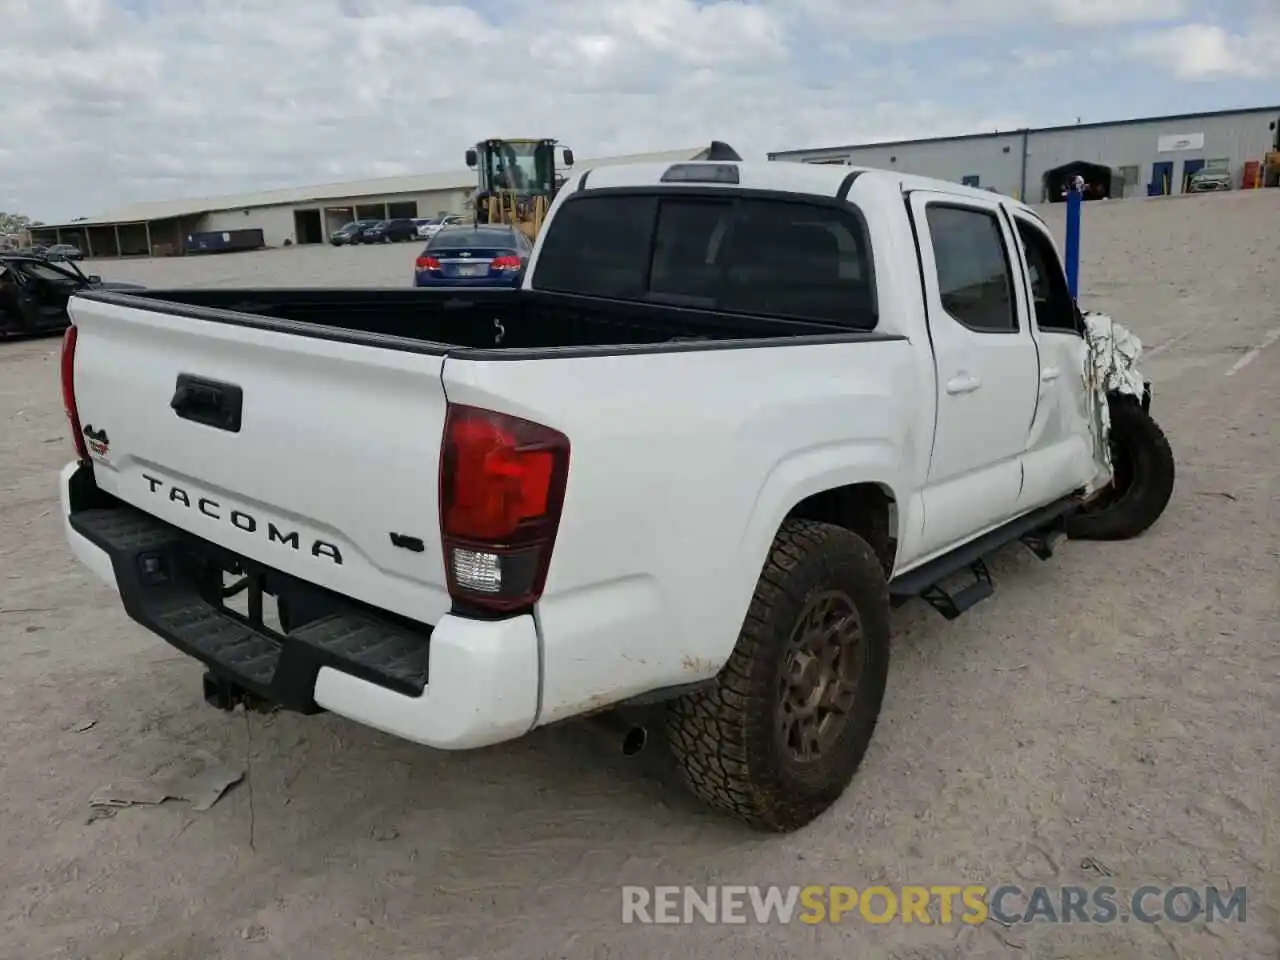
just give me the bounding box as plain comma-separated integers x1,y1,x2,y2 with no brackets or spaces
726,456,904,683
784,482,899,577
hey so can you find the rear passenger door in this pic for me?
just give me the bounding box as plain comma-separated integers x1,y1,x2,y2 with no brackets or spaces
908,191,1040,557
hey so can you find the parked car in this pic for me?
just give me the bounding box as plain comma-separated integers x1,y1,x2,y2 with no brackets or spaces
186,229,265,255
45,243,84,261
412,225,531,287
329,219,380,246
362,218,420,243
0,253,143,338
1188,168,1232,193
348,220,394,244
57,156,1174,833
416,215,466,239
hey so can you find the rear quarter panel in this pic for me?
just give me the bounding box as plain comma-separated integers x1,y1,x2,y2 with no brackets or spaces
442,338,920,725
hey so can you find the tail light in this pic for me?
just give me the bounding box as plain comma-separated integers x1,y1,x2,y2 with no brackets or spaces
415,255,441,270
490,255,521,271
439,404,570,614
60,325,90,462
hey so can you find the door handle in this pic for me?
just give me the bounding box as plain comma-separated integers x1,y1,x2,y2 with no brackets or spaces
1040,367,1061,383
945,374,982,395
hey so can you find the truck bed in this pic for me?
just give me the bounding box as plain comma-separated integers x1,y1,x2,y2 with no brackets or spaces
72,287,884,357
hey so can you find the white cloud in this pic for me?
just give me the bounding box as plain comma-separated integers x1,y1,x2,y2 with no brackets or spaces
1046,0,1184,26
773,0,1185,41
1128,21,1280,78
0,0,1269,221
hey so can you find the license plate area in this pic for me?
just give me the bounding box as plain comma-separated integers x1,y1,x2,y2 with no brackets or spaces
211,552,340,637
453,262,487,277
220,565,283,634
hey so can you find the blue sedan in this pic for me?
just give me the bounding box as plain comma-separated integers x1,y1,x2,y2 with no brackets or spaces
412,225,532,288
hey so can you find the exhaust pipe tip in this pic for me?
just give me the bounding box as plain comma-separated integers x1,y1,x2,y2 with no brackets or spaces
586,711,649,756
621,724,647,756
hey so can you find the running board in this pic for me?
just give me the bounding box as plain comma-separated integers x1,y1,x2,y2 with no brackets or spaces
889,498,1078,619
919,559,993,620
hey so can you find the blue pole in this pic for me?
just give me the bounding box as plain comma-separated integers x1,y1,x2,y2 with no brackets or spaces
1064,182,1082,299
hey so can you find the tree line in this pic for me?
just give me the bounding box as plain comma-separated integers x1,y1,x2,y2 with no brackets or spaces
0,212,44,235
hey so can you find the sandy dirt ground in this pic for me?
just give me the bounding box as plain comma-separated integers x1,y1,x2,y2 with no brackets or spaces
1,191,1277,960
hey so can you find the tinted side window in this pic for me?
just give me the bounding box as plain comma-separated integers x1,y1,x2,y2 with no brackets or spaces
533,195,656,299
925,205,1016,332
1014,218,1079,333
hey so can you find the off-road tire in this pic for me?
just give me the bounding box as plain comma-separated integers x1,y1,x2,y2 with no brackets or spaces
1067,398,1175,541
666,519,891,832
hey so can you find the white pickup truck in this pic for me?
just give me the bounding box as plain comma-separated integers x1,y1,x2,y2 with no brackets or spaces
58,149,1174,832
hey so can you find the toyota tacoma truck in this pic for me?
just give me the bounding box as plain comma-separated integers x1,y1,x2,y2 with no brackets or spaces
58,150,1175,832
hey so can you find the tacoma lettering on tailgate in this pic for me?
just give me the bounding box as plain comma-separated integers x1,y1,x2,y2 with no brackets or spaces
142,474,344,564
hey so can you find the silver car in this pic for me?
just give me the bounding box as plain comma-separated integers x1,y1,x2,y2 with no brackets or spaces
1188,168,1232,193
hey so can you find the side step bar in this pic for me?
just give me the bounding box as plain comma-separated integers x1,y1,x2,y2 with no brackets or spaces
889,498,1078,620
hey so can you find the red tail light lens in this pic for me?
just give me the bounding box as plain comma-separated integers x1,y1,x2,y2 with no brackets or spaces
60,325,90,462
439,404,570,613
490,255,521,271
415,255,441,270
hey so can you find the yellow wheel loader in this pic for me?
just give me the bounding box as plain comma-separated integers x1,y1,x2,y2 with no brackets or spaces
465,138,575,241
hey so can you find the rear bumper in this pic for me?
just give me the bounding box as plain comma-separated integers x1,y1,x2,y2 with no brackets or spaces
59,461,539,749
413,274,521,288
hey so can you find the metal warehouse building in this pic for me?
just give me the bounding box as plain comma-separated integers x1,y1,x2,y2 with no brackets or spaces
769,105,1280,202
30,147,709,258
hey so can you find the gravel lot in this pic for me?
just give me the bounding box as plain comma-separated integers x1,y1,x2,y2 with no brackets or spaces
2,192,1278,960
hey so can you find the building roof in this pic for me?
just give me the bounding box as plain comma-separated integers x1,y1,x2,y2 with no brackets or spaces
45,147,710,230
768,104,1280,159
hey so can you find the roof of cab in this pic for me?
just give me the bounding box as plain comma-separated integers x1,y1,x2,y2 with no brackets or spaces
573,159,1040,218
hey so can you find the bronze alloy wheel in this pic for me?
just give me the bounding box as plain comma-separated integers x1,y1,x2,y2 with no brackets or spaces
777,590,865,765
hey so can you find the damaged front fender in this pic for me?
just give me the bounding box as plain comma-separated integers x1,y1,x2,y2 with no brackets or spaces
1080,311,1149,486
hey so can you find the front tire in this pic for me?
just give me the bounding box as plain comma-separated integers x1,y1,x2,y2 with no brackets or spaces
1067,397,1175,541
666,519,891,832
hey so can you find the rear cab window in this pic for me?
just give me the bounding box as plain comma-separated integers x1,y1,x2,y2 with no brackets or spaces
531,191,878,329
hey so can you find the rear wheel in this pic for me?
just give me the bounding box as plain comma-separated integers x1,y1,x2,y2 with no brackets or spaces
1067,397,1175,540
666,519,890,832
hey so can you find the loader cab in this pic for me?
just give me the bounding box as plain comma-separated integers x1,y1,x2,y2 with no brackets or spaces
465,138,574,239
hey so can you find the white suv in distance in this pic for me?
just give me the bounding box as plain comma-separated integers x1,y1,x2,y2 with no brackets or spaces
415,215,466,240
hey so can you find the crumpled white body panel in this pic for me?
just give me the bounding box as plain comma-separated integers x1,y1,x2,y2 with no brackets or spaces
1081,311,1147,478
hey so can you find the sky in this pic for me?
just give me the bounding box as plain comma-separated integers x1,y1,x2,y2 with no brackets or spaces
1,0,1278,223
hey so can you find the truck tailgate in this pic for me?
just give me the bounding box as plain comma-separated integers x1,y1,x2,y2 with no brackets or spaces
69,297,453,625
